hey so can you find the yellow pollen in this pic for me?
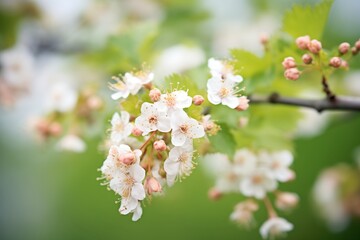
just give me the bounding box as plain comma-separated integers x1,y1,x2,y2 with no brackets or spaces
252,175,263,184
165,94,176,107
219,87,229,98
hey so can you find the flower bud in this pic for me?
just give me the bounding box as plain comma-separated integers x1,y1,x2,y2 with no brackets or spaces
282,57,296,69
338,42,350,55
302,54,312,64
235,96,250,111
192,95,204,105
276,192,299,211
87,96,102,110
145,177,162,194
329,57,342,68
153,140,167,152
49,122,62,136
132,127,143,137
295,35,310,50
308,39,322,54
352,47,359,55
208,187,222,200
149,88,161,102
341,60,349,69
260,33,269,45
119,152,135,165
238,117,249,128
284,68,300,80
356,39,360,51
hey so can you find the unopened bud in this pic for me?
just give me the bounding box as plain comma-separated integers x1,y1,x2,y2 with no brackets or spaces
208,187,222,200
302,54,312,64
119,152,135,165
276,192,299,210
192,95,204,105
153,140,167,152
49,122,62,136
295,35,310,50
341,60,349,69
338,42,350,55
149,88,161,102
87,96,102,110
284,68,300,80
132,127,143,137
282,57,296,69
352,47,359,55
145,177,162,194
329,57,342,68
235,96,250,111
356,39,360,51
308,39,322,54
260,33,269,45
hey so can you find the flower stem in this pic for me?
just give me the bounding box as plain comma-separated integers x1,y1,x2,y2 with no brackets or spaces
263,196,277,218
140,131,157,151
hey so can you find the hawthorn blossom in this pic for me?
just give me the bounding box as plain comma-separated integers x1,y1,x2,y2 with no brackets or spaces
110,77,130,100
56,134,86,152
259,217,293,239
230,200,259,227
207,77,240,109
233,149,257,175
110,111,133,144
155,90,192,114
208,58,243,83
264,151,294,182
239,168,277,199
135,102,171,135
45,82,78,113
170,110,205,146
164,141,194,186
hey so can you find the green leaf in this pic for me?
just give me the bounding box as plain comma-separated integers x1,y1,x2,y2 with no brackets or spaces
282,0,334,40
208,123,236,158
162,74,202,96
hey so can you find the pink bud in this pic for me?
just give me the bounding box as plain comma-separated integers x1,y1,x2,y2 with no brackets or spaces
132,127,143,137
276,192,299,210
49,122,62,136
235,96,250,111
329,57,342,68
153,140,167,151
149,88,161,102
192,95,204,105
338,42,350,55
87,96,102,110
308,39,322,54
341,60,349,69
352,47,358,55
260,33,269,45
208,187,222,200
145,177,162,194
119,152,135,165
302,54,312,64
356,39,360,51
284,68,301,80
282,57,296,69
295,35,310,50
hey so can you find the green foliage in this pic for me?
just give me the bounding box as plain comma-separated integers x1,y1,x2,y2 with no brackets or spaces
208,122,236,157
282,0,334,40
0,10,20,50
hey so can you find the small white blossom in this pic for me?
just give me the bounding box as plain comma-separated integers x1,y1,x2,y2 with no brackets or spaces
233,149,257,175
45,82,78,113
110,77,130,100
170,110,205,146
239,168,277,199
131,202,143,222
208,58,243,83
264,151,294,182
155,90,192,115
164,141,194,186
110,111,133,144
135,102,171,135
56,134,86,153
207,77,240,109
260,217,293,239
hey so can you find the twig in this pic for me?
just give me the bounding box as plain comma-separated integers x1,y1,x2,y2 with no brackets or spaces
321,75,336,101
249,93,360,112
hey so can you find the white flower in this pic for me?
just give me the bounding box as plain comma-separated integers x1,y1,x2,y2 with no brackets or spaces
164,141,194,186
260,217,293,239
135,102,171,135
155,90,192,115
230,200,258,227
45,82,78,113
239,168,277,199
233,149,257,175
170,110,205,146
110,111,133,144
207,77,240,109
131,202,143,222
56,134,86,152
264,151,294,182
208,58,243,83
110,77,130,100
124,71,154,94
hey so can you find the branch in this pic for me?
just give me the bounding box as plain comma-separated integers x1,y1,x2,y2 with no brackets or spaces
249,93,360,112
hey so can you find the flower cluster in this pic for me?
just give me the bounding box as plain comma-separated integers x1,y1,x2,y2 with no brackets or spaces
203,149,297,239
100,70,206,221
207,58,249,110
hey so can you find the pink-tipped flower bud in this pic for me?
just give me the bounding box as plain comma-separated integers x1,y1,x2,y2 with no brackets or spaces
338,42,350,55
208,187,222,200
352,47,359,55
260,33,269,45
235,96,250,111
329,57,342,68
284,68,301,80
302,54,313,64
308,39,322,54
356,39,360,51
153,140,167,152
295,35,310,50
49,122,62,136
145,177,162,195
282,57,297,69
119,152,135,165
276,192,299,211
192,95,204,105
341,60,349,69
132,127,143,137
149,88,161,102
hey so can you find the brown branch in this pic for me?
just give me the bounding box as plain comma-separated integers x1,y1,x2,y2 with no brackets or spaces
321,76,336,101
249,93,360,112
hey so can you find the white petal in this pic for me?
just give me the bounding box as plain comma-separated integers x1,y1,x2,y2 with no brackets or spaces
131,164,146,182
120,111,130,123
132,203,143,221
222,96,239,109
157,116,171,132
207,92,222,105
131,182,146,200
166,174,176,186
164,158,180,175
189,123,205,139
171,131,187,146
119,197,138,214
